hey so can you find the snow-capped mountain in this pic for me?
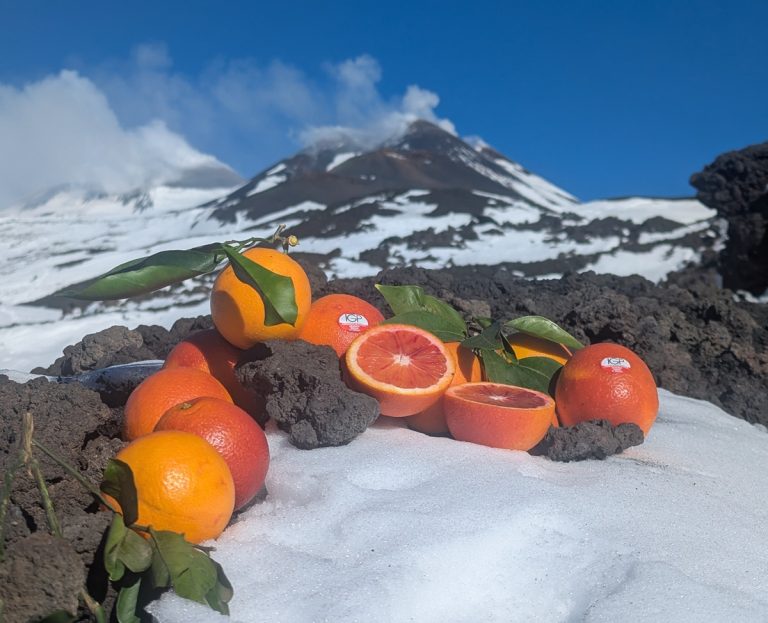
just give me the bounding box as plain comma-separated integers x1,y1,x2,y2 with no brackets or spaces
0,120,719,371
206,120,719,279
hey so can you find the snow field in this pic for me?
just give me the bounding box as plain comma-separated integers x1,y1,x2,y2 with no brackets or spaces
149,390,768,623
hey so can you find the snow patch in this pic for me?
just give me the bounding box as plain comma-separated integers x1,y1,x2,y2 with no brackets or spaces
148,390,768,622
326,152,360,171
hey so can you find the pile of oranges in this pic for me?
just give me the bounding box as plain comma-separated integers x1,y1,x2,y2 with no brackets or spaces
115,246,659,544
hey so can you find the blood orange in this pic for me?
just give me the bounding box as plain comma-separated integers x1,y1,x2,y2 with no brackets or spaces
155,397,270,511
344,324,455,417
444,382,555,451
555,342,658,436
406,342,482,435
298,293,385,357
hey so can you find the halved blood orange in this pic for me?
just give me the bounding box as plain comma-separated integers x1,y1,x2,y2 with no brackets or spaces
444,382,555,451
344,324,456,417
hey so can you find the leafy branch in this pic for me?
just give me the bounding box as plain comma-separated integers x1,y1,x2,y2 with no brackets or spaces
53,224,300,327
375,284,584,394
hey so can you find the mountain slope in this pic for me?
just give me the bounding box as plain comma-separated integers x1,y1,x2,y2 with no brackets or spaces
0,120,720,371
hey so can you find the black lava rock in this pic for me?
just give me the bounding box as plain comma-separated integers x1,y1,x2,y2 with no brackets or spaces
0,533,87,623
236,340,380,449
530,420,644,462
690,141,768,294
34,315,214,376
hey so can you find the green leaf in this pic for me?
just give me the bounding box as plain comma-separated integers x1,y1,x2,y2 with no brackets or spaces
375,284,428,314
205,559,234,615
518,356,563,379
115,575,142,623
479,350,552,393
382,311,466,342
119,527,153,573
474,316,494,329
104,514,128,581
55,243,224,300
375,284,467,338
149,543,171,589
100,459,138,527
461,322,503,350
504,316,583,350
499,331,518,363
149,529,223,608
221,246,298,327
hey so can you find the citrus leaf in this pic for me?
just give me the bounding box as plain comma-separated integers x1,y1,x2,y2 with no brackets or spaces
221,246,298,327
518,356,563,379
119,526,153,573
55,243,224,300
149,529,221,607
205,559,234,615
115,575,142,623
382,311,466,342
461,322,502,350
500,331,518,363
479,349,552,393
505,316,583,350
149,543,171,589
100,459,138,527
474,316,494,329
375,284,467,338
104,514,128,581
374,284,427,314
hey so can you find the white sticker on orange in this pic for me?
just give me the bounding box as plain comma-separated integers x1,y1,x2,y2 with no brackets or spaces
601,357,631,371
338,313,369,333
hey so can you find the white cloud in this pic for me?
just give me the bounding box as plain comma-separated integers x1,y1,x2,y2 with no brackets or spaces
0,70,232,208
0,46,454,208
300,55,455,149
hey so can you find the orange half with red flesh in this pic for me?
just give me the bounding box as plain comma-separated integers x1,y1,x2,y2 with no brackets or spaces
345,324,455,417
445,382,555,451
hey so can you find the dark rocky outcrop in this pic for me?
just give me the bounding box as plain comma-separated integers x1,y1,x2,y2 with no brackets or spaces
530,420,644,462
236,340,380,449
691,141,768,294
0,376,125,620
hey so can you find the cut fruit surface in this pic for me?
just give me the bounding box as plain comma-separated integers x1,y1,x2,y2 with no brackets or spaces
407,342,482,436
345,324,455,417
445,382,555,451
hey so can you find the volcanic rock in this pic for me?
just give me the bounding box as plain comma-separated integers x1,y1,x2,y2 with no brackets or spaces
35,315,214,376
690,141,768,294
0,376,125,620
236,340,380,449
530,420,644,462
0,533,87,623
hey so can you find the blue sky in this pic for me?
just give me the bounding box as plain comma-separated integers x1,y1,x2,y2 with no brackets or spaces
1,0,767,202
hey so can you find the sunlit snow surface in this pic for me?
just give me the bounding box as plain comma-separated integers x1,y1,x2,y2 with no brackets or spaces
148,390,768,623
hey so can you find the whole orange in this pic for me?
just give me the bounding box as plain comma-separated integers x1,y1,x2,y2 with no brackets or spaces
155,397,270,511
507,332,572,365
123,367,233,441
406,342,482,435
210,247,312,349
110,430,235,544
297,293,385,357
555,342,659,436
163,329,265,421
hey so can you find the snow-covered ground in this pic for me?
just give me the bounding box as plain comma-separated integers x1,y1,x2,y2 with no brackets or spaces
0,186,718,372
148,390,768,622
